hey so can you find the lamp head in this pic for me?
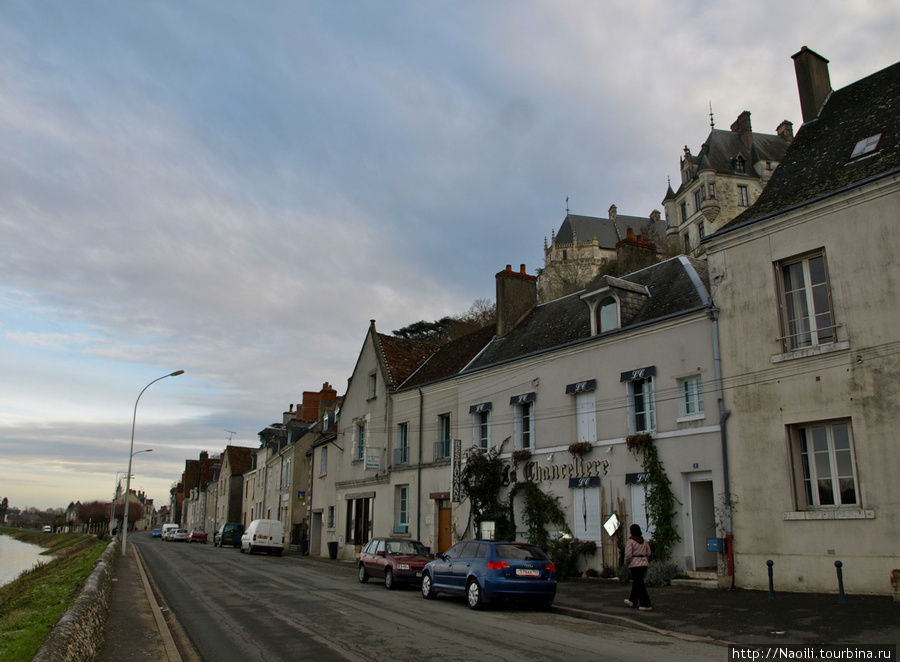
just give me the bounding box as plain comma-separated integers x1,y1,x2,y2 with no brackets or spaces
170,370,185,376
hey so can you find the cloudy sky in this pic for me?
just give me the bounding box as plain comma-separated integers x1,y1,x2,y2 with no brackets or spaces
2,2,897,512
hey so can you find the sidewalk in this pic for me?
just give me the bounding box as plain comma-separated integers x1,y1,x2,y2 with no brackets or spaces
100,546,899,661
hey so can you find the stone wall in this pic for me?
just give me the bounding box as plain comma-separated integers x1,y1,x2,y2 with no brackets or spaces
32,537,119,662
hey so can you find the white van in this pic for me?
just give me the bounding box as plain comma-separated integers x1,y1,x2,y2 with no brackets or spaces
240,519,285,556
161,523,178,541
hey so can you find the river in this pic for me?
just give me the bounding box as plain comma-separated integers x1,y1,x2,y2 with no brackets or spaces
0,535,50,587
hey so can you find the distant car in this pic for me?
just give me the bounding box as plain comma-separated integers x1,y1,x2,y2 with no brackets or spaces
421,540,556,610
173,529,189,542
42,525,52,533
358,538,432,589
214,522,244,548
151,528,162,538
161,523,178,541
188,530,208,544
240,519,284,556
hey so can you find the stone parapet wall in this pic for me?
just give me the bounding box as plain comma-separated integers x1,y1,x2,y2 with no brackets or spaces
32,537,119,662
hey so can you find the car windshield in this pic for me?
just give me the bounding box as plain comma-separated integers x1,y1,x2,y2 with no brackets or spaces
385,541,427,556
494,544,549,561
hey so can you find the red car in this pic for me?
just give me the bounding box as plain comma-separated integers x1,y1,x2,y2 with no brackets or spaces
358,538,432,589
187,530,208,544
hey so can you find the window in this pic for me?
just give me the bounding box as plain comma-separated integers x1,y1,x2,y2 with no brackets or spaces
367,373,377,399
694,189,702,212
683,234,690,254
395,423,409,465
597,296,619,333
623,369,656,434
283,459,291,487
850,134,881,160
738,185,750,206
791,421,858,508
320,446,328,475
777,252,835,351
678,376,704,419
512,395,535,451
356,424,366,461
327,506,335,529
575,391,597,443
698,222,705,241
436,414,451,460
470,404,491,450
708,182,716,199
395,485,409,533
680,202,688,224
734,156,746,173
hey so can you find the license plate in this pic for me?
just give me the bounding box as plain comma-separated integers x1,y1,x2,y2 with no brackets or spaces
516,569,540,577
415,572,422,578
259,535,268,540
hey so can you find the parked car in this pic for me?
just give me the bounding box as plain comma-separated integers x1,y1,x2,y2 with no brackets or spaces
173,529,189,542
42,525,52,533
187,529,208,544
358,538,432,589
214,522,244,548
161,523,178,540
240,519,284,556
151,528,162,538
421,540,556,610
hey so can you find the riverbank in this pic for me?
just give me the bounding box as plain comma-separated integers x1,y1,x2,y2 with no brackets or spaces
0,529,108,662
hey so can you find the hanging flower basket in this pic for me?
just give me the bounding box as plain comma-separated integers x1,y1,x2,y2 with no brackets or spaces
625,434,653,454
568,441,592,457
512,449,532,464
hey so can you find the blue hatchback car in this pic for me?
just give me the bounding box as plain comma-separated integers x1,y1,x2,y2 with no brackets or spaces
421,539,556,610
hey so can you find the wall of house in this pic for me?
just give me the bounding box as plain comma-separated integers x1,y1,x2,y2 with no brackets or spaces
706,177,900,594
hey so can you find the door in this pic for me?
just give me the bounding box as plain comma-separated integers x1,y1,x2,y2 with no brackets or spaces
438,501,452,553
310,512,322,557
690,480,717,571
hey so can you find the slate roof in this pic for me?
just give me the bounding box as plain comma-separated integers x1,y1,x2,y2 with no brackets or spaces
716,60,900,233
553,213,665,248
464,256,710,372
672,128,790,198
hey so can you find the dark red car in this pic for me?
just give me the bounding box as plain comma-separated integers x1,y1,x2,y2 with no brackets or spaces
358,538,432,589
187,529,208,544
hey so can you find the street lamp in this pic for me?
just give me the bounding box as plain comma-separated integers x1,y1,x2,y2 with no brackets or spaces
123,370,183,556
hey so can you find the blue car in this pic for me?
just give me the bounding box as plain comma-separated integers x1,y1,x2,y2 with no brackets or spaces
421,539,556,610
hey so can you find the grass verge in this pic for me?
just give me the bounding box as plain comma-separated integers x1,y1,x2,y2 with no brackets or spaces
0,529,108,662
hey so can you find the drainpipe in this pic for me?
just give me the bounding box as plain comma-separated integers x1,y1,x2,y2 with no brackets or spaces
416,388,424,541
708,305,735,589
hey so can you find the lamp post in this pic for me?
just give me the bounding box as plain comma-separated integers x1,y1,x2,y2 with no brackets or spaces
123,370,184,556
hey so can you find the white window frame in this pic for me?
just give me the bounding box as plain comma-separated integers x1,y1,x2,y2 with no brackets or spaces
776,251,836,352
790,420,859,509
367,373,377,399
597,296,619,334
320,446,328,476
396,485,409,531
473,410,491,451
356,424,366,461
627,377,656,434
514,400,534,451
677,376,705,421
738,185,750,206
283,459,291,487
396,422,409,465
437,414,451,460
327,505,335,529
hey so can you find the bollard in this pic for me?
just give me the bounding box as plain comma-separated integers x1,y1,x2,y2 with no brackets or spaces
767,560,775,599
835,561,847,604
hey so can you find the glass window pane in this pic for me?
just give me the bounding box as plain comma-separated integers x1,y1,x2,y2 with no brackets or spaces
817,479,835,505
807,256,826,286
838,478,857,505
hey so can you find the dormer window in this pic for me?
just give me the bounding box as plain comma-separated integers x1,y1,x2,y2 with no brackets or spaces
597,297,619,333
850,134,882,160
733,155,746,174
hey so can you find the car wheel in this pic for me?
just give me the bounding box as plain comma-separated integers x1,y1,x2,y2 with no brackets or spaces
466,578,484,610
384,568,395,590
537,597,554,612
239,545,244,553
421,572,436,599
275,549,282,557
358,564,369,583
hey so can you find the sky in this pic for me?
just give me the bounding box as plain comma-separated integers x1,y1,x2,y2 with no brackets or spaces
2,2,898,512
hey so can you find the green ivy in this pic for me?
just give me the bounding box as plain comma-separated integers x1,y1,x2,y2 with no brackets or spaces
458,440,513,539
625,434,680,561
509,480,569,549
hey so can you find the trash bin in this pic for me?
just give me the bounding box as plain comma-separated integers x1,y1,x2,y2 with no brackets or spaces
327,541,338,559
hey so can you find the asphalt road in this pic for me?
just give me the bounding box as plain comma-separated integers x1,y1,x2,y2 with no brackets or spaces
134,536,725,661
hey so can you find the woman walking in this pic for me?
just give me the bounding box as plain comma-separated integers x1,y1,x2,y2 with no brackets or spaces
624,523,652,611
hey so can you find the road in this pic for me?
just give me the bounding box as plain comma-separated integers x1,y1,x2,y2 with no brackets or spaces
134,535,724,661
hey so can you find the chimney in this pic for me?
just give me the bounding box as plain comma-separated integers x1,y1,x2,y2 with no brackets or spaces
495,264,537,337
730,111,753,147
616,228,657,276
299,391,321,422
776,120,794,142
608,204,617,221
792,46,831,123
